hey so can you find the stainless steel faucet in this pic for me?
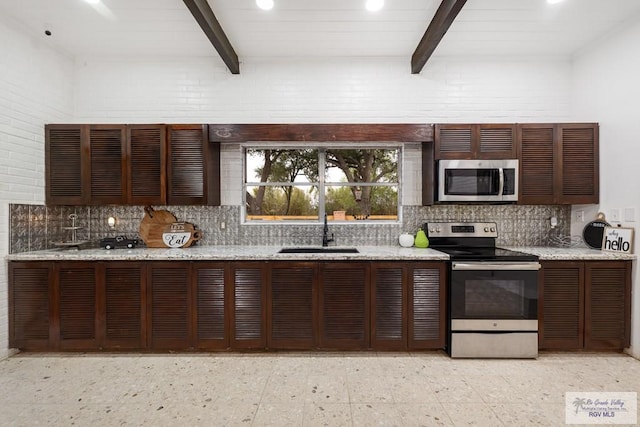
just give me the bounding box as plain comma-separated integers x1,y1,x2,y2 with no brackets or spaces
322,213,334,247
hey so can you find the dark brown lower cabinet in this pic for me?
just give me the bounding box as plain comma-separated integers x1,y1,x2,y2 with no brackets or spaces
102,262,145,350
371,262,446,351
319,262,370,350
147,263,191,350
371,263,406,350
539,260,631,351
230,262,267,349
9,262,52,350
57,263,98,350
8,259,447,353
408,264,447,349
194,263,228,350
268,262,316,350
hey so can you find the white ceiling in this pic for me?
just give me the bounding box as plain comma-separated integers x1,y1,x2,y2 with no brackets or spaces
2,0,640,63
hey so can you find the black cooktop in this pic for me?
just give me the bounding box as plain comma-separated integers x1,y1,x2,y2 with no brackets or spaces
432,246,539,262
424,222,539,262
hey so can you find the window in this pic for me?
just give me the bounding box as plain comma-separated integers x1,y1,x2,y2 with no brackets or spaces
244,145,400,222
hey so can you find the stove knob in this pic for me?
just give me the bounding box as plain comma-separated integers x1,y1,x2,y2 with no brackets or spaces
490,227,496,232
484,227,490,232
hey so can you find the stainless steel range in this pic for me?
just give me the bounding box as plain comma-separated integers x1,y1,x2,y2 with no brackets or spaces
426,222,540,359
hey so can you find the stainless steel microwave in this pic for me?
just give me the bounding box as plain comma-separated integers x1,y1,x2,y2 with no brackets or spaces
437,159,518,202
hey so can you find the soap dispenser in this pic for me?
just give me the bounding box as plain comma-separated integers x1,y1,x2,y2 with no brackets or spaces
414,227,429,248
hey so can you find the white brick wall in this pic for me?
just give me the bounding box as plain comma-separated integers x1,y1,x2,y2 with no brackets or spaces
0,18,74,358
74,56,572,124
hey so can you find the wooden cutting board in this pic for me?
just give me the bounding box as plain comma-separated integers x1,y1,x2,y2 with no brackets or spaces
139,206,177,247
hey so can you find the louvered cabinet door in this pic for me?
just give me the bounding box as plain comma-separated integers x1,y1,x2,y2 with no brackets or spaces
9,262,52,350
195,263,228,350
585,262,631,350
371,264,406,350
478,124,516,159
434,124,474,159
408,263,446,349
269,263,316,349
319,262,369,350
539,262,584,350
231,263,266,349
127,125,166,205
558,123,599,204
167,124,208,205
517,124,556,204
88,125,126,204
102,263,144,349
45,125,87,205
148,263,192,350
57,263,98,350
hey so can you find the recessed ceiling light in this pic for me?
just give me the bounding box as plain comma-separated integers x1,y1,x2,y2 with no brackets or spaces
366,0,384,12
256,0,274,10
547,0,564,4
84,0,101,4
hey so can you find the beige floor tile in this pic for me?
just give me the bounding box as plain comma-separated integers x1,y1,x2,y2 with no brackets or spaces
261,371,309,403
1,352,639,426
306,374,350,403
396,402,454,426
253,402,305,427
464,375,529,404
347,372,394,403
431,376,485,404
441,402,505,426
211,374,270,404
351,403,403,427
386,374,440,404
302,403,353,426
489,403,566,427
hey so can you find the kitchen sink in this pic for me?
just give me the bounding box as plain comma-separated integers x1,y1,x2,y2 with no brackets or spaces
278,247,359,254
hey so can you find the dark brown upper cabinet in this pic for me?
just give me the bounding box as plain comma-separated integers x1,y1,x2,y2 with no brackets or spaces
88,125,127,205
167,124,219,206
45,124,219,206
518,123,599,205
46,125,86,205
128,125,166,205
434,124,516,160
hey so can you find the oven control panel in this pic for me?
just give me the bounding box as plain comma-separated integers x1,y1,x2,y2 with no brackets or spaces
424,222,498,238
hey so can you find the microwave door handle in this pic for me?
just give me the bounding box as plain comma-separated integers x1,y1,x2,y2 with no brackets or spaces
498,168,505,196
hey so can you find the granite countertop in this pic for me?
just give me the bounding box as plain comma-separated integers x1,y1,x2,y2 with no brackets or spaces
6,245,636,261
505,246,636,261
5,245,449,261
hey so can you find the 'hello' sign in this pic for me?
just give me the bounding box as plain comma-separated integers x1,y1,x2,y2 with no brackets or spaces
601,227,634,254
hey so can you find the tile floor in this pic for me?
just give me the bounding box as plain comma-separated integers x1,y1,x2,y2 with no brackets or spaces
0,351,638,426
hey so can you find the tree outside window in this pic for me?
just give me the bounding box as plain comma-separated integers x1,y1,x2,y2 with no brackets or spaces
244,146,399,222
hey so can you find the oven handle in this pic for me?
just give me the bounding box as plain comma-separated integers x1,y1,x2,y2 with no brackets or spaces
452,262,541,271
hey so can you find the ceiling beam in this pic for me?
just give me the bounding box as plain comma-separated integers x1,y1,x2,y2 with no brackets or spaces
411,0,467,74
183,0,240,74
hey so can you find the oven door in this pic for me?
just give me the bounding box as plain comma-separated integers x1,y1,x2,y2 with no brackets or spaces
449,261,540,358
450,261,540,322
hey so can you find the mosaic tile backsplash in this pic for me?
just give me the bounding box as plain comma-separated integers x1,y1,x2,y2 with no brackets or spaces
9,204,571,254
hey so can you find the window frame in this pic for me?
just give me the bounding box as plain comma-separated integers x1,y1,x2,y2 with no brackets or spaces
242,142,402,224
